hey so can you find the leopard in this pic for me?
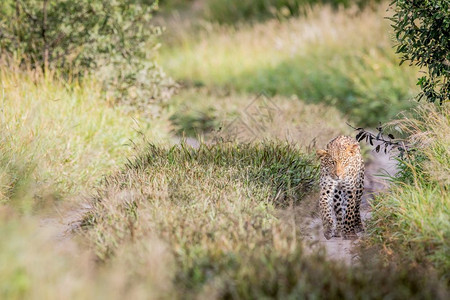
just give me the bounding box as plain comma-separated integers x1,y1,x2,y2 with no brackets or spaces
316,135,364,240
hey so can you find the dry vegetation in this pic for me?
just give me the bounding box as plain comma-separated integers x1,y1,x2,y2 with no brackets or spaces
168,88,349,145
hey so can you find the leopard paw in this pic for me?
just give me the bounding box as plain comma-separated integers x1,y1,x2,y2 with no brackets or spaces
354,225,365,233
323,230,333,240
343,233,358,240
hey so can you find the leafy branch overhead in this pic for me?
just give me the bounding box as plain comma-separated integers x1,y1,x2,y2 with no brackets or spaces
389,0,449,104
347,122,412,158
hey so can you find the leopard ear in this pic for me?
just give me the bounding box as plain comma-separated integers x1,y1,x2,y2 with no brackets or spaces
316,149,328,158
346,144,359,155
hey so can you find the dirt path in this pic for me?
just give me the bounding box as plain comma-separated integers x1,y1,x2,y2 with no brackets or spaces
304,150,399,265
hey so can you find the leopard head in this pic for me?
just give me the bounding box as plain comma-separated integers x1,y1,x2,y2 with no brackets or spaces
317,140,359,180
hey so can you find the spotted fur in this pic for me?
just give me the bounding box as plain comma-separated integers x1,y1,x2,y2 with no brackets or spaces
316,136,364,240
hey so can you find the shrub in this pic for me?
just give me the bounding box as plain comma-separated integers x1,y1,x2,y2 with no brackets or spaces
0,0,176,109
389,0,450,104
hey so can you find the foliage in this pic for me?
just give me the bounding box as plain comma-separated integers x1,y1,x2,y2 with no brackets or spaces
347,122,413,158
0,0,154,72
0,0,176,109
389,0,450,104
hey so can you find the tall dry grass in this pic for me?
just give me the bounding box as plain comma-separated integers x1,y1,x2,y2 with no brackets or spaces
368,103,450,280
0,62,176,299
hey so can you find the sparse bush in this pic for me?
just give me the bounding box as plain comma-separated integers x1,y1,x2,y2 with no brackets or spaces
0,0,176,109
389,0,450,104
0,1,154,73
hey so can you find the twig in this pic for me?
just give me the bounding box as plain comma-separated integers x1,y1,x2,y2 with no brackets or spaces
346,122,414,158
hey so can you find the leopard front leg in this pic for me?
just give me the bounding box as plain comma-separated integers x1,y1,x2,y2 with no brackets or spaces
354,189,364,233
319,179,337,240
354,170,365,233
333,189,345,237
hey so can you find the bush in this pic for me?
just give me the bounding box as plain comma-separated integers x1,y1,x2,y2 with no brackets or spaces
0,0,176,110
389,0,450,104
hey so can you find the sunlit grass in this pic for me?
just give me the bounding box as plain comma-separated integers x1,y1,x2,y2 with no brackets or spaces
0,1,447,297
0,65,171,205
159,3,419,125
79,140,447,298
168,88,350,146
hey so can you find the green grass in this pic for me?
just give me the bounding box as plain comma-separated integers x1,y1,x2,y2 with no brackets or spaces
0,65,447,298
0,65,171,207
159,3,419,126
80,140,448,298
158,0,381,24
203,0,381,24
367,103,450,281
